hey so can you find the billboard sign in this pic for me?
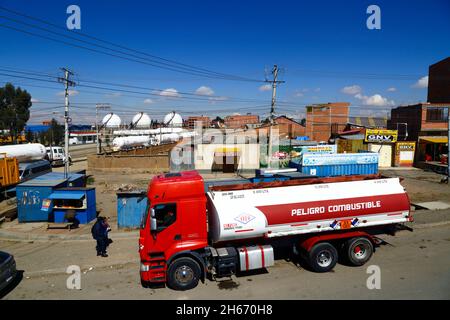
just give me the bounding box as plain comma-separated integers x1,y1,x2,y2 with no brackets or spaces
301,144,337,154
365,129,398,143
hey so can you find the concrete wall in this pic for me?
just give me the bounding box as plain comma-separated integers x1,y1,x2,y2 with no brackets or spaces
87,154,170,172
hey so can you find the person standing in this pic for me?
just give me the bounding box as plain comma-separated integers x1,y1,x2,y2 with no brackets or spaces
91,216,109,257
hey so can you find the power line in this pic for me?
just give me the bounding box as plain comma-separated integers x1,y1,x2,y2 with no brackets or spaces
0,6,263,82
0,69,269,103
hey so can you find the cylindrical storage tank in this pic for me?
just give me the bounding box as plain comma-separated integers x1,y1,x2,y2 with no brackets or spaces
155,133,180,144
102,113,122,128
207,177,410,243
132,112,151,128
163,112,183,127
0,143,47,162
112,135,150,151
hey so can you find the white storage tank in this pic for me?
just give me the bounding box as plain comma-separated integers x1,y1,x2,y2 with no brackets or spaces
112,135,152,151
163,111,183,127
0,143,47,162
102,113,122,128
155,133,181,144
132,112,151,128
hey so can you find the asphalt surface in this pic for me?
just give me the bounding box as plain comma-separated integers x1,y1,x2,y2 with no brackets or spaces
1,223,449,300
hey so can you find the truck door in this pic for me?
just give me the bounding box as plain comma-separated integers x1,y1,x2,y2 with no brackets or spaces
148,202,181,255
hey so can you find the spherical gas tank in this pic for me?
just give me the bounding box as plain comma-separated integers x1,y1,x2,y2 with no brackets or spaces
163,112,183,127
132,112,151,128
102,113,122,128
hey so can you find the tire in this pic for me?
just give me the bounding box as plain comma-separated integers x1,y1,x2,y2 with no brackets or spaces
167,257,201,291
308,242,338,273
344,237,373,266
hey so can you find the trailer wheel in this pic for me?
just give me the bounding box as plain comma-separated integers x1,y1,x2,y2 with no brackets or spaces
308,242,338,273
167,257,201,291
344,237,373,266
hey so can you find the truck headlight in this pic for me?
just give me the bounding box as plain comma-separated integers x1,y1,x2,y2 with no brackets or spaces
140,263,150,272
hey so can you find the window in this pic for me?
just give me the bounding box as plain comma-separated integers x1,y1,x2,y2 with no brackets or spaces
53,199,85,209
426,107,449,122
154,203,177,231
141,202,151,229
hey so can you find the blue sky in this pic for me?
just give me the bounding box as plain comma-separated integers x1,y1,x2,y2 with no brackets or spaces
0,0,449,124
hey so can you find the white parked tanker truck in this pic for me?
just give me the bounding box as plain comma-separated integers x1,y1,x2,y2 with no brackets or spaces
139,171,412,290
0,143,47,162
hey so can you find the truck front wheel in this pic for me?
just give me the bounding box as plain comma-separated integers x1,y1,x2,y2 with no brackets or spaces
344,237,373,266
167,257,201,291
308,242,338,273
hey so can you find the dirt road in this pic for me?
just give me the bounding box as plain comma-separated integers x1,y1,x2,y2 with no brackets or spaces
1,224,449,300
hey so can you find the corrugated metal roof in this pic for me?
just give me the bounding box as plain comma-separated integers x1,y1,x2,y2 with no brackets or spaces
348,116,387,128
18,172,85,187
340,134,366,140
48,191,85,200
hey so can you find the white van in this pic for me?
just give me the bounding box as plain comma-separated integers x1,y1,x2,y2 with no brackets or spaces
45,146,71,166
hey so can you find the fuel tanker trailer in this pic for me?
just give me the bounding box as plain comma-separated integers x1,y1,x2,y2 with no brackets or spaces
0,143,47,162
139,171,412,290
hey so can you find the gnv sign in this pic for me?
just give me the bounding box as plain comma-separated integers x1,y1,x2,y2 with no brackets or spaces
365,129,398,143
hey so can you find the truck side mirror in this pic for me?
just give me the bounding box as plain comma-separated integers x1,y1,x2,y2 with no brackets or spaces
150,208,155,218
150,208,157,231
150,217,157,231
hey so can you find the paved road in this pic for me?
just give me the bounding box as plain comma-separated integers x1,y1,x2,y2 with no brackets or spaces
1,224,449,300
67,143,97,159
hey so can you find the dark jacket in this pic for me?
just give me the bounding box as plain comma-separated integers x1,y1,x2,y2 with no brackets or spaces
91,219,108,240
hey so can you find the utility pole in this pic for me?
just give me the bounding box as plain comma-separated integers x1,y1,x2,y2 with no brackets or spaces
266,65,285,168
96,103,111,154
58,68,76,178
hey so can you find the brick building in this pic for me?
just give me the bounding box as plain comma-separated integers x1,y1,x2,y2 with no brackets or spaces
224,114,260,129
388,103,448,163
187,116,211,129
274,115,306,139
305,102,350,142
428,57,450,103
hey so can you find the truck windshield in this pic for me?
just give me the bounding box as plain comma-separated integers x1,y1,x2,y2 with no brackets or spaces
140,202,151,229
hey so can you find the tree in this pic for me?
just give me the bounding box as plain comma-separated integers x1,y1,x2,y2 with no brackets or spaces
49,118,64,145
0,83,32,144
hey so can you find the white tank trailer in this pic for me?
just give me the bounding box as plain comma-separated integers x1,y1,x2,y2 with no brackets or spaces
154,133,181,145
207,177,410,243
112,136,155,151
113,128,184,136
0,143,47,162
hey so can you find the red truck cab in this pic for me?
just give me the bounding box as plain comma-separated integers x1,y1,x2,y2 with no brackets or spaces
139,171,207,284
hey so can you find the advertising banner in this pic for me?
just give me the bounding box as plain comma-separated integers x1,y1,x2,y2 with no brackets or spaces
365,129,398,143
302,152,379,166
